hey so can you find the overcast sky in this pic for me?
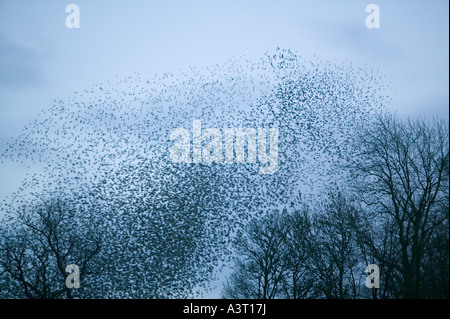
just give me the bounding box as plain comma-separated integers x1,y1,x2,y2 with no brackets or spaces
1,1,448,141
0,0,448,297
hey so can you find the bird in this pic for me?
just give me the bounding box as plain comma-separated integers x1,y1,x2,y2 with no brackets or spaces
0,48,388,298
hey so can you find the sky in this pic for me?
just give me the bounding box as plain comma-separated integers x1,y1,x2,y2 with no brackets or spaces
0,0,449,297
0,1,448,137
1,0,448,197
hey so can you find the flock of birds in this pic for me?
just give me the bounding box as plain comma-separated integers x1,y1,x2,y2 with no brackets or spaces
0,48,388,297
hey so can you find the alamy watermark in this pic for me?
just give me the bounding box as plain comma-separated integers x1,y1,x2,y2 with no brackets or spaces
65,4,80,29
66,264,80,289
365,4,380,29
169,120,279,174
365,264,380,289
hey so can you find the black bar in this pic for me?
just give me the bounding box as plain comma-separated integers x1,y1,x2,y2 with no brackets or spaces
0,299,448,318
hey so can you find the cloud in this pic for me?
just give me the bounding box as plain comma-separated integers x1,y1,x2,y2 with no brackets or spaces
0,34,46,88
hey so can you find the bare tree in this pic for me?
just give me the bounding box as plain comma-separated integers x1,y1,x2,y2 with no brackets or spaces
351,115,449,298
0,197,102,299
278,207,316,299
222,206,314,299
222,211,289,299
420,198,449,298
309,191,364,299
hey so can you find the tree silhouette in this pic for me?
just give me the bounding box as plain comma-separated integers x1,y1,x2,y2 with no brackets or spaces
350,114,449,298
0,197,102,298
1,49,391,298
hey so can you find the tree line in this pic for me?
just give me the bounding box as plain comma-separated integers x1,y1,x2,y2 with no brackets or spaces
0,50,447,299
1,114,447,299
223,115,449,299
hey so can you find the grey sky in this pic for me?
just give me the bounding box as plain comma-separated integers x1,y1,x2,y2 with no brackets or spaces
0,1,448,137
0,0,448,297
